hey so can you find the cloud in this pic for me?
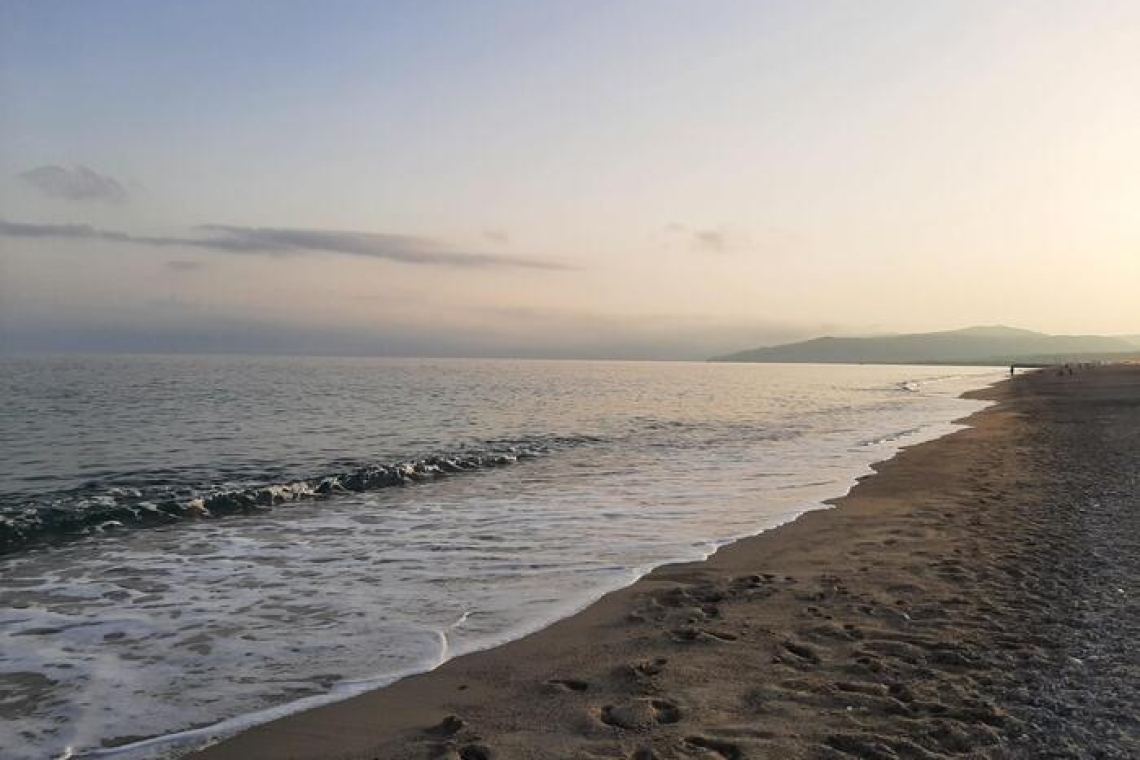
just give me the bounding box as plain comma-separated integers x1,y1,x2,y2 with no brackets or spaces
18,165,128,203
692,229,728,252
664,223,732,252
484,229,510,244
663,223,794,254
0,219,570,270
193,225,565,269
0,219,170,246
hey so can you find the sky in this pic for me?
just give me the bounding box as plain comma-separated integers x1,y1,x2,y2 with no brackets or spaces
2,0,1139,359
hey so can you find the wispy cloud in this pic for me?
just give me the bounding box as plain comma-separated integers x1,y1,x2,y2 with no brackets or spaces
18,165,128,203
0,219,570,270
484,229,510,244
663,223,797,254
0,219,178,246
692,229,728,252
665,223,734,253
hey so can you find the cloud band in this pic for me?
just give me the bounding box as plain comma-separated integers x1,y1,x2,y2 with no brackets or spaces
0,219,568,270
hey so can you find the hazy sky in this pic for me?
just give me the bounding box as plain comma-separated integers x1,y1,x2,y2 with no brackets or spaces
2,1,1139,358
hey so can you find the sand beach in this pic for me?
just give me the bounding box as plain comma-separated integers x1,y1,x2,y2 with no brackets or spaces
190,365,1138,760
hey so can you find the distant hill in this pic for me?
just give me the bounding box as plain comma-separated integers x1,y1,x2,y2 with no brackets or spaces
711,326,1140,365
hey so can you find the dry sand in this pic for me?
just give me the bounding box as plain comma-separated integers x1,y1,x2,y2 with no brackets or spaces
191,366,1139,760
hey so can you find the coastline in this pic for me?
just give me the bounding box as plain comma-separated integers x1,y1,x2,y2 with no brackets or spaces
190,366,1139,760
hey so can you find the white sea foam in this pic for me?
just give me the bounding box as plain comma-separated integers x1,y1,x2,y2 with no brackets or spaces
0,359,1001,759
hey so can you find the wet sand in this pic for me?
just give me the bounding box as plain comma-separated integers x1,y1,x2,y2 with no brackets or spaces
191,366,1139,760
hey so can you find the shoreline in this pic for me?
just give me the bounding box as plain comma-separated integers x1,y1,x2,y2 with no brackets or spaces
3,366,997,760
118,404,983,759
190,366,1138,760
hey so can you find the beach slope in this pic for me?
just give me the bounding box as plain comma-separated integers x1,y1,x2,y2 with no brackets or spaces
192,366,1139,760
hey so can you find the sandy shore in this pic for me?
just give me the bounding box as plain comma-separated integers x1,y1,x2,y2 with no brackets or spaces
191,366,1138,760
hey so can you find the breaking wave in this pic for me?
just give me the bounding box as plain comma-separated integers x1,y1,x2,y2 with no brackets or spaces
0,436,599,555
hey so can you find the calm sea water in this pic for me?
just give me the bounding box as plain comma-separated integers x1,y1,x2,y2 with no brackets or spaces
0,356,1000,759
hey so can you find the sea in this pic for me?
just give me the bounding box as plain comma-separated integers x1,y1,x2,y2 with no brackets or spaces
0,356,1002,759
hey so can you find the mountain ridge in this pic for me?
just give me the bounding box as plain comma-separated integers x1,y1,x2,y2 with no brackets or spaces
711,326,1140,365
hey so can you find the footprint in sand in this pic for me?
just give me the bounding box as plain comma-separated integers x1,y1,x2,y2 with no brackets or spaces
824,733,896,759
629,748,659,760
631,657,668,677
599,698,681,729
546,678,589,692
781,639,821,663
685,735,743,760
670,627,738,644
424,714,466,737
729,574,775,593
456,743,493,760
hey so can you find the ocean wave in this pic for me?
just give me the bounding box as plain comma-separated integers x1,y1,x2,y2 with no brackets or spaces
0,436,599,555
859,425,926,446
